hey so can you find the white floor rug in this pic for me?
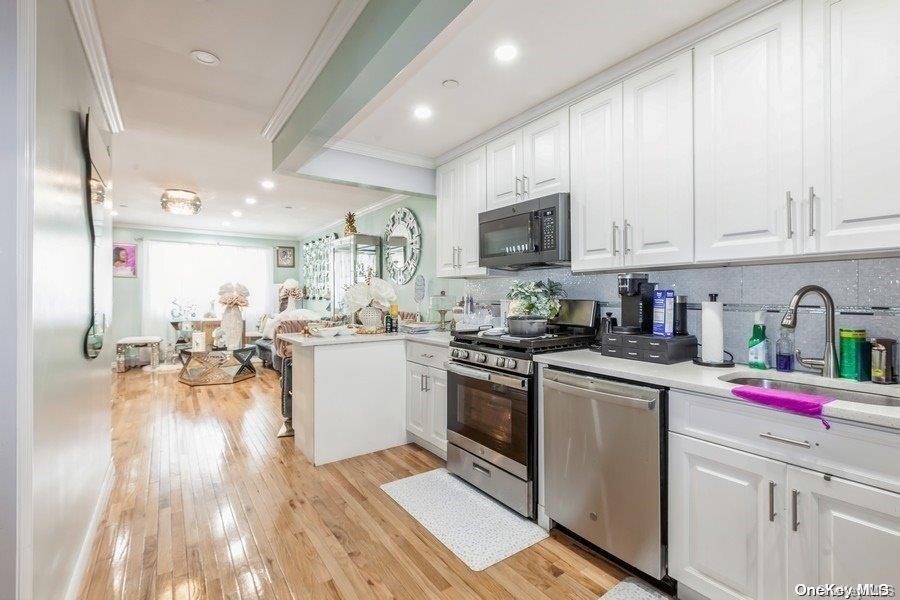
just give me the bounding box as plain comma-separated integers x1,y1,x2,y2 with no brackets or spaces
602,577,673,599
381,468,548,571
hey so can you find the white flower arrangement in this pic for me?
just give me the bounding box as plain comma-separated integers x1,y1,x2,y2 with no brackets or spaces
279,278,304,300
345,277,397,315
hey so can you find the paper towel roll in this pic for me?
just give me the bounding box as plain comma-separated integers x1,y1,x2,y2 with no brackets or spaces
701,299,724,363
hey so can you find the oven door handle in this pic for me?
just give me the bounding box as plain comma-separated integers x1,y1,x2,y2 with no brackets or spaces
446,363,528,389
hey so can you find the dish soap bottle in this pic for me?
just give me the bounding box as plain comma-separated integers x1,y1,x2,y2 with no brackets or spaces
776,329,794,372
748,311,769,369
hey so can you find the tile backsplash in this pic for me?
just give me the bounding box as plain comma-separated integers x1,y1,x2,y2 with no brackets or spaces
462,257,900,368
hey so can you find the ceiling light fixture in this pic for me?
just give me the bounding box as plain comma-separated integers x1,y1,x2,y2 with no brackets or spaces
260,179,275,190
245,197,257,205
160,189,201,215
231,210,242,218
413,105,433,120
442,79,460,89
191,49,220,66
494,44,518,62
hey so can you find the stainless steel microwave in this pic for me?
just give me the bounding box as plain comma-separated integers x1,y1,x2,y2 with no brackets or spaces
478,193,570,270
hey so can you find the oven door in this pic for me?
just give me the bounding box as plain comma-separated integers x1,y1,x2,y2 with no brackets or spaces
478,211,541,269
446,362,530,480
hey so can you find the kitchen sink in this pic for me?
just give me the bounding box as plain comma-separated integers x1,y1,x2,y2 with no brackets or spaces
719,375,900,407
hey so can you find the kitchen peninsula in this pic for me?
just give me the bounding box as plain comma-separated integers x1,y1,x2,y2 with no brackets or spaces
279,331,450,465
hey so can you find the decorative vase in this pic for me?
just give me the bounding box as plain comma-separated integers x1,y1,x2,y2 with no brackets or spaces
357,306,384,328
221,305,244,350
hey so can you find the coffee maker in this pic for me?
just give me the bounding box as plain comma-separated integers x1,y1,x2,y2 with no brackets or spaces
613,272,656,334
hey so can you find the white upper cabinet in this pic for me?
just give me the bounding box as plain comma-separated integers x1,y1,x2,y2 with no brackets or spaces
669,433,787,600
802,0,900,253
458,147,487,275
523,107,570,200
570,83,624,272
435,161,460,277
486,130,524,210
623,51,694,267
436,148,487,278
694,0,803,262
787,466,900,593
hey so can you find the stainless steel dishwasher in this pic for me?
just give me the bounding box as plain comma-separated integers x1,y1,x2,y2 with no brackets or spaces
543,368,666,580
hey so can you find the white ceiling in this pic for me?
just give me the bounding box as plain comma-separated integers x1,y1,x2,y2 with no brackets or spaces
339,0,736,159
95,0,392,239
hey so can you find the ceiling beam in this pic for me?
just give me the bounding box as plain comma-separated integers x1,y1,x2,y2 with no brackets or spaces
271,0,472,173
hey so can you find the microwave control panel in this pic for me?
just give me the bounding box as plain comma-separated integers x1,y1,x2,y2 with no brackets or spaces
541,209,557,250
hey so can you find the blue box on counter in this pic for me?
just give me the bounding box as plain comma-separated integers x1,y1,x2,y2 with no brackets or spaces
652,289,675,337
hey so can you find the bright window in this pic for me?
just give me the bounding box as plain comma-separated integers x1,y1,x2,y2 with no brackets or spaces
141,240,275,339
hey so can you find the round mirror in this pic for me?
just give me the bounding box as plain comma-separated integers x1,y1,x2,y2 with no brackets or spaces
383,207,421,285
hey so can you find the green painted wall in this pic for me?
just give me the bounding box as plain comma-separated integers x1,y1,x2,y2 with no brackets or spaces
300,195,464,315
110,226,300,340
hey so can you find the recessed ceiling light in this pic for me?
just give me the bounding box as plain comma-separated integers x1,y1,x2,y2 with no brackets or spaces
231,210,242,218
245,197,257,205
191,49,220,66
110,210,119,217
494,44,518,62
260,179,275,190
222,220,231,226
413,105,433,120
442,79,460,89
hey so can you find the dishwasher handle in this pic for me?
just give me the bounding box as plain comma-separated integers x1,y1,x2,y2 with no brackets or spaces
543,378,657,411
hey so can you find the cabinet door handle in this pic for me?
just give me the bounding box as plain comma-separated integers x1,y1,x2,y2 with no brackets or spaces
623,220,631,254
759,432,812,449
515,177,522,198
808,186,816,237
423,375,429,392
523,175,529,197
768,481,777,522
791,489,800,531
420,373,425,391
611,222,619,255
786,191,794,239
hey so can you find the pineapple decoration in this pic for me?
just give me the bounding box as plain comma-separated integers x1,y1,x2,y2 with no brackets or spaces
343,211,358,236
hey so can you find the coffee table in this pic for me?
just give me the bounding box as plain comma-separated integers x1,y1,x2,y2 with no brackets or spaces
178,346,256,386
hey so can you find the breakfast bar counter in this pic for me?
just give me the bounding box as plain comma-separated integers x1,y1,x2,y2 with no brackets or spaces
278,331,450,466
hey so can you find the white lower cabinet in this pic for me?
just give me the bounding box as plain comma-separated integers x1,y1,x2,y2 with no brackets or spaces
405,360,447,456
669,433,786,600
670,432,900,599
787,466,900,594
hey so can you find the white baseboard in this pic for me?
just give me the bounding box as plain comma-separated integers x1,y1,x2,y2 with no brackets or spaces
62,461,113,600
406,432,447,461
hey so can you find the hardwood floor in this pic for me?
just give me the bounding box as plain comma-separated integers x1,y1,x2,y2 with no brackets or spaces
79,367,625,599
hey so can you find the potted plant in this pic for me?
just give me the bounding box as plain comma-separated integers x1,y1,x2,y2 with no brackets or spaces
506,279,565,337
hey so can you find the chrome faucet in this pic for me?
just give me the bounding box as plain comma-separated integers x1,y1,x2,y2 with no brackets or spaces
780,285,840,378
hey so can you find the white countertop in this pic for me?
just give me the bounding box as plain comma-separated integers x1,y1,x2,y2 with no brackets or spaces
535,350,900,430
279,330,452,348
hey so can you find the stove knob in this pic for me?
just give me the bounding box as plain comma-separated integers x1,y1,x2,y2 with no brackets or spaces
450,349,459,358
505,359,518,369
495,357,507,367
476,353,487,363
458,350,469,359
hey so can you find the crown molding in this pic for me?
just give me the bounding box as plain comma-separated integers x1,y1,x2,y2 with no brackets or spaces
261,0,368,141
435,0,779,165
324,138,436,169
114,222,303,242
302,193,411,241
68,0,123,133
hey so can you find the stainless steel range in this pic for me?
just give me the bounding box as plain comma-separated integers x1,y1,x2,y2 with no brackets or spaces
446,300,599,518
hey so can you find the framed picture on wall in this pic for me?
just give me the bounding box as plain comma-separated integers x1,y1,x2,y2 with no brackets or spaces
113,242,137,278
275,246,295,268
